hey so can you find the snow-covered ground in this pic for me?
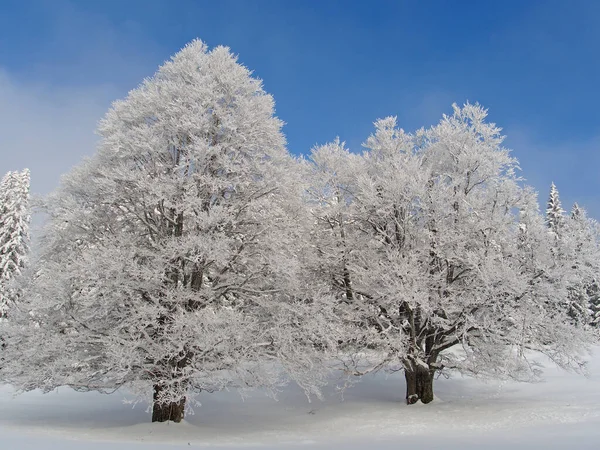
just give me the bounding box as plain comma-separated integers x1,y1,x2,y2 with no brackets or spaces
1,349,599,449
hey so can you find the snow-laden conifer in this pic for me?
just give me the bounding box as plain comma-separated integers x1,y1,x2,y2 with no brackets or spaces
0,169,30,318
546,182,565,234
564,204,600,327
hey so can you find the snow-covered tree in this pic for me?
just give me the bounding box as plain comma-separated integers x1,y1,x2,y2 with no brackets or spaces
546,182,565,234
0,169,30,318
1,40,335,422
589,283,600,327
310,104,595,405
571,202,584,221
305,139,363,307
564,204,600,327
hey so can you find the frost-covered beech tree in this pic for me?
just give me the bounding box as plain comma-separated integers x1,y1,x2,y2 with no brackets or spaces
1,40,335,422
309,104,596,405
305,139,364,309
0,169,30,318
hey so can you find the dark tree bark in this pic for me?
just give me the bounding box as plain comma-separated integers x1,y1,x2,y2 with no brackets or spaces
405,366,435,405
152,384,186,423
150,204,189,424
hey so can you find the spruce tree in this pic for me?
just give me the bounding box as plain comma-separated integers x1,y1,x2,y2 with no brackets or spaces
0,169,30,318
568,203,600,327
546,182,565,234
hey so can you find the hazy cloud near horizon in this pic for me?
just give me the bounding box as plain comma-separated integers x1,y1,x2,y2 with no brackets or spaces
0,69,119,195
504,126,600,220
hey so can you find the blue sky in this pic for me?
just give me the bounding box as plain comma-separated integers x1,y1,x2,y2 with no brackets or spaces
1,0,598,218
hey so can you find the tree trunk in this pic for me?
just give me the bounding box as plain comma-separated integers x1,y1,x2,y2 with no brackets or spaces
152,384,186,423
405,366,435,405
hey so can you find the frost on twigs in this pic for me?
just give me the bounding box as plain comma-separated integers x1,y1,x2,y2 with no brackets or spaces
307,103,599,404
0,40,336,422
0,42,597,419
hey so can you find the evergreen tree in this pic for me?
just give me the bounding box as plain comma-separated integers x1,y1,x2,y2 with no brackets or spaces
571,202,584,220
0,169,30,318
546,182,565,234
566,203,600,327
589,283,600,327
